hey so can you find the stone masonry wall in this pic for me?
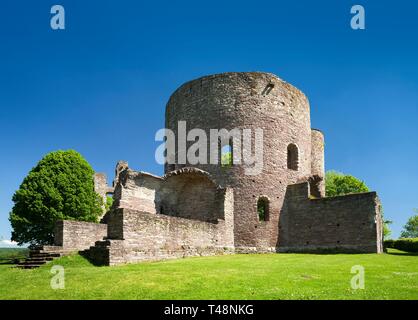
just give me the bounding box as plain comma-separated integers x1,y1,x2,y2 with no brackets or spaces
104,206,234,265
94,172,115,219
94,173,108,216
310,129,325,197
278,182,383,253
95,184,235,265
114,167,221,223
54,220,107,251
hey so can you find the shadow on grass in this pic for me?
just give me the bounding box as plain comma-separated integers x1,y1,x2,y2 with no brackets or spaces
385,250,418,257
275,248,375,255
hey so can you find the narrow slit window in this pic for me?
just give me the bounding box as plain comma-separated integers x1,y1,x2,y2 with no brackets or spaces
221,140,233,167
287,143,299,171
257,197,269,221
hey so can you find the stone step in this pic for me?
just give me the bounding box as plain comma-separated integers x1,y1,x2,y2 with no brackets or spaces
30,250,51,255
42,245,65,251
16,246,68,268
90,244,110,251
19,260,47,266
30,249,72,256
27,257,54,262
16,264,43,269
32,245,63,252
94,240,111,247
30,252,62,258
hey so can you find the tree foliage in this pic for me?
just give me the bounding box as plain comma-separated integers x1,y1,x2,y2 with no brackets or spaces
325,171,369,197
105,196,114,211
382,219,393,239
9,150,103,245
400,211,418,238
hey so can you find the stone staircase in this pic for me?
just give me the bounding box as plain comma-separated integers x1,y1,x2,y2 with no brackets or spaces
83,240,111,266
16,245,72,269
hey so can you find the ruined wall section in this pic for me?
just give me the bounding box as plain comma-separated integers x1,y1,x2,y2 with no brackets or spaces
91,165,237,265
100,185,234,265
113,167,222,223
54,220,107,251
278,182,383,253
112,169,162,213
310,129,325,197
94,172,116,219
113,160,129,187
94,173,110,217
104,209,232,265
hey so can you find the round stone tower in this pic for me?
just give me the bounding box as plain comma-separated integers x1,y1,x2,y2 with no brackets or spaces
165,72,323,250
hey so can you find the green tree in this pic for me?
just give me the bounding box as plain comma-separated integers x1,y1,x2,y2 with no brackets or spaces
400,211,418,238
325,171,369,197
105,195,114,211
9,150,103,245
325,170,392,239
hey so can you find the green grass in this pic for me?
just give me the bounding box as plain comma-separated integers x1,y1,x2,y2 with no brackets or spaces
0,249,417,300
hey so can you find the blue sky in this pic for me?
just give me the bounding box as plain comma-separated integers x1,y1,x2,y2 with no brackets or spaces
0,0,417,244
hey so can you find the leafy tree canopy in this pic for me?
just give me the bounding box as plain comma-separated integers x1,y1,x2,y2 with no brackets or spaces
325,170,369,197
9,150,102,245
400,211,418,238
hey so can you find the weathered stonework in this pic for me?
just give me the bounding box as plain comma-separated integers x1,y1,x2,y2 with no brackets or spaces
278,182,383,253
94,173,114,218
52,72,383,265
87,168,236,265
98,207,234,266
165,72,315,249
53,220,107,251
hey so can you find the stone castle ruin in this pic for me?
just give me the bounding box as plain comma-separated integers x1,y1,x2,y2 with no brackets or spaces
50,72,383,266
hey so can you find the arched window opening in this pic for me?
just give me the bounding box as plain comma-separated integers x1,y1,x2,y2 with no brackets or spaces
257,197,269,221
221,139,233,167
287,143,299,171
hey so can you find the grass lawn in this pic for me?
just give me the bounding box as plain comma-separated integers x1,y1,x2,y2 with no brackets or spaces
0,248,417,300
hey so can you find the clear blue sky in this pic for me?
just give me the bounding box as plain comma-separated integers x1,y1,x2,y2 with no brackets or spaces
0,0,417,243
